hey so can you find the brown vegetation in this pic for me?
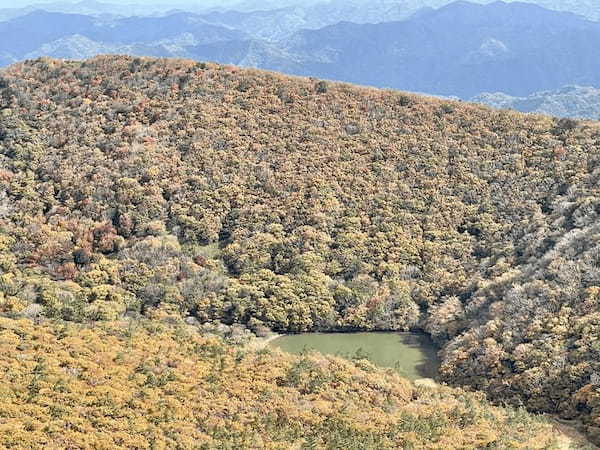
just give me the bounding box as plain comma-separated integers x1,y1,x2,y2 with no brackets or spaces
0,56,599,443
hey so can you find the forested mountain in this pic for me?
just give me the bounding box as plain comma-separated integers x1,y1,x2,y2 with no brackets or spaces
3,2,600,105
1,56,599,444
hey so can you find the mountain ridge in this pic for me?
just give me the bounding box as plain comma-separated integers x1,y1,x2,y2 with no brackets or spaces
3,1,600,104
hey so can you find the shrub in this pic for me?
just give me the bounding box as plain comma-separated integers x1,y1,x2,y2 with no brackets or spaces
315,80,328,94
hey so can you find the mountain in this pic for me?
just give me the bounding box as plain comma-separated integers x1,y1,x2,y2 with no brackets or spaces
0,11,248,64
5,0,600,39
221,0,600,23
506,0,600,21
472,85,600,119
178,0,600,41
4,2,600,104
198,6,312,41
273,1,600,98
197,0,444,41
1,55,600,444
4,0,600,26
0,0,233,22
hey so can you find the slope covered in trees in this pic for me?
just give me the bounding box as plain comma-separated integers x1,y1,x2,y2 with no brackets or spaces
0,316,562,449
0,56,599,443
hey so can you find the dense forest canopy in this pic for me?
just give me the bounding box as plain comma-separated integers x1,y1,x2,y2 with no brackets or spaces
0,56,599,444
0,317,559,448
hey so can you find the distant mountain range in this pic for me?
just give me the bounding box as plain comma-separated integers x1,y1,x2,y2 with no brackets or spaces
271,1,600,98
0,11,248,67
472,86,600,120
195,0,600,40
0,0,244,21
2,1,600,119
3,0,600,35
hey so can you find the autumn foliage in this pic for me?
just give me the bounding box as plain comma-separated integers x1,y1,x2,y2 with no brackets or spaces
0,56,599,443
0,317,559,449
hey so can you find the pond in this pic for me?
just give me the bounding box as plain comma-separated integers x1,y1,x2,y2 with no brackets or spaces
269,332,440,381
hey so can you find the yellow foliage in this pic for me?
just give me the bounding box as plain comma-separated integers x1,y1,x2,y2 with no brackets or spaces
0,317,560,449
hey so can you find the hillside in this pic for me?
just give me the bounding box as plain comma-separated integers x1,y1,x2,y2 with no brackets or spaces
0,317,560,448
0,56,599,444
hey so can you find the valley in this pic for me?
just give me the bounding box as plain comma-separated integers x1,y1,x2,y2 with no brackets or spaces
2,0,600,447
1,54,599,447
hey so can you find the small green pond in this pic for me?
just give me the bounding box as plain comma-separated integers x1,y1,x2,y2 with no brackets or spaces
269,332,440,381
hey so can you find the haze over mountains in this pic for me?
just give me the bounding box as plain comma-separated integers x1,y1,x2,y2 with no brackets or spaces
2,1,600,116
473,86,600,120
4,0,600,24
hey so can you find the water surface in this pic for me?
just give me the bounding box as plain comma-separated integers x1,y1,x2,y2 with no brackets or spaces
270,332,439,380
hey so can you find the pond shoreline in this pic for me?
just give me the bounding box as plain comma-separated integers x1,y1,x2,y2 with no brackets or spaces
270,327,435,336
257,332,596,447
249,333,282,350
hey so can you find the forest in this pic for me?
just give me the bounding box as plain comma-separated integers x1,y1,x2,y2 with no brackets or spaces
0,56,599,446
0,316,560,448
